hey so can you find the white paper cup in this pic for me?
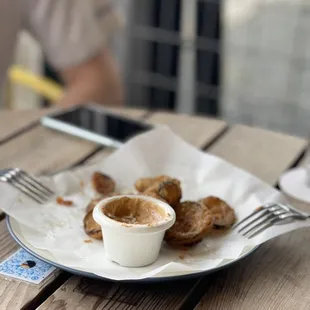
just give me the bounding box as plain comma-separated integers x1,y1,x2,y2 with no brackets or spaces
93,195,176,267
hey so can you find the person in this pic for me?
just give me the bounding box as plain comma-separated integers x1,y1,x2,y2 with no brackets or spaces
0,0,124,107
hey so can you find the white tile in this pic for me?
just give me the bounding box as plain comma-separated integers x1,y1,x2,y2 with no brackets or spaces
222,0,310,136
300,70,310,91
242,54,290,100
297,89,310,111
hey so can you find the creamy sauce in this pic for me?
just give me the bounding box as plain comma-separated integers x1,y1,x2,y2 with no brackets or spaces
103,197,166,225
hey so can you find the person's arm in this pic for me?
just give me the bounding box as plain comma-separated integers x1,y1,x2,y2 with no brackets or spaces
58,48,123,107
26,0,123,106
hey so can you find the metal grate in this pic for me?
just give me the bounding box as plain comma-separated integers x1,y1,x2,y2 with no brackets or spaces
121,0,310,137
123,0,221,116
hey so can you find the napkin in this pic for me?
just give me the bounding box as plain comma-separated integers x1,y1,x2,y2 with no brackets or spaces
1,127,310,280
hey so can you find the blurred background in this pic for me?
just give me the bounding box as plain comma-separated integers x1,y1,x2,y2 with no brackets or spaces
2,0,310,138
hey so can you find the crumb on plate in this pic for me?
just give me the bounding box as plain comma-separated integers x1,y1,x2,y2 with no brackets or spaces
56,196,73,207
84,239,93,243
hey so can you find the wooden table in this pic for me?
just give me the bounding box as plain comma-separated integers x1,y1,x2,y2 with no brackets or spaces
0,108,309,310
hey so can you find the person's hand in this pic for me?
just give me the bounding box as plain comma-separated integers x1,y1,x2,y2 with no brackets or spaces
57,49,124,107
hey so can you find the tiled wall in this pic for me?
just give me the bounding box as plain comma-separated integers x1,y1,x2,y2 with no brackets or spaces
223,0,310,137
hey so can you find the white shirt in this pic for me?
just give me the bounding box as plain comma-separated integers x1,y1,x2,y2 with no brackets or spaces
0,0,120,88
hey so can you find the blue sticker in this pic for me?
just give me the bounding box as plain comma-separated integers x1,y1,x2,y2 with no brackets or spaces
0,249,56,284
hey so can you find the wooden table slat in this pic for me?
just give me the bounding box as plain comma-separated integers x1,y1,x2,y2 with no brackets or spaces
0,108,55,143
195,224,310,310
37,276,199,310
0,126,96,176
147,111,227,148
209,124,307,184
0,220,63,310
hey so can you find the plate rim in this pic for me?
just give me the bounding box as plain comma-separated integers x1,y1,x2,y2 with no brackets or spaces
6,216,260,283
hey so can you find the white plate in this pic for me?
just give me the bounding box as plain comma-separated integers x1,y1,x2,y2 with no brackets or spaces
3,128,290,282
7,216,258,283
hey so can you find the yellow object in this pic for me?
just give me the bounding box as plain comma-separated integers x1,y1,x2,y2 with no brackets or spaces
8,65,64,102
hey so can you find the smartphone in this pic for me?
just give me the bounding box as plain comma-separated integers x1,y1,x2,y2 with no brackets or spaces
40,104,153,148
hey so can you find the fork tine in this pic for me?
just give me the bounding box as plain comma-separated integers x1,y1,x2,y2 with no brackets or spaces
234,207,266,229
17,169,54,195
236,202,309,239
18,174,52,198
10,178,48,202
234,203,279,229
246,219,276,239
242,213,277,236
245,214,297,239
243,210,290,238
0,168,54,204
8,180,44,204
238,205,284,233
238,210,270,232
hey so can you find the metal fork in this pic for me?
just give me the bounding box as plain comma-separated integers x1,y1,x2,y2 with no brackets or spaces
0,168,55,204
235,203,309,239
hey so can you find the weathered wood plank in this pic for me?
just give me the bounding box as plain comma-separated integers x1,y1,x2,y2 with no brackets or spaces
195,125,310,309
0,108,55,143
0,126,96,175
0,221,19,261
37,276,199,310
0,220,62,310
195,225,310,310
147,111,227,148
209,125,307,184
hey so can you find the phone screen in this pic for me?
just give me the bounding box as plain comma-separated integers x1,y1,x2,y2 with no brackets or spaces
52,106,152,142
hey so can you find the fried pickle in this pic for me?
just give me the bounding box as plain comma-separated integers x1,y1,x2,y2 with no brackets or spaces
135,175,180,192
165,201,213,247
145,180,182,207
158,181,182,207
200,196,236,228
83,211,103,240
91,172,116,195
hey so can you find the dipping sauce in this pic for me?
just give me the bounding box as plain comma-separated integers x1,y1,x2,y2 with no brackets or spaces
102,196,167,225
93,195,176,267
